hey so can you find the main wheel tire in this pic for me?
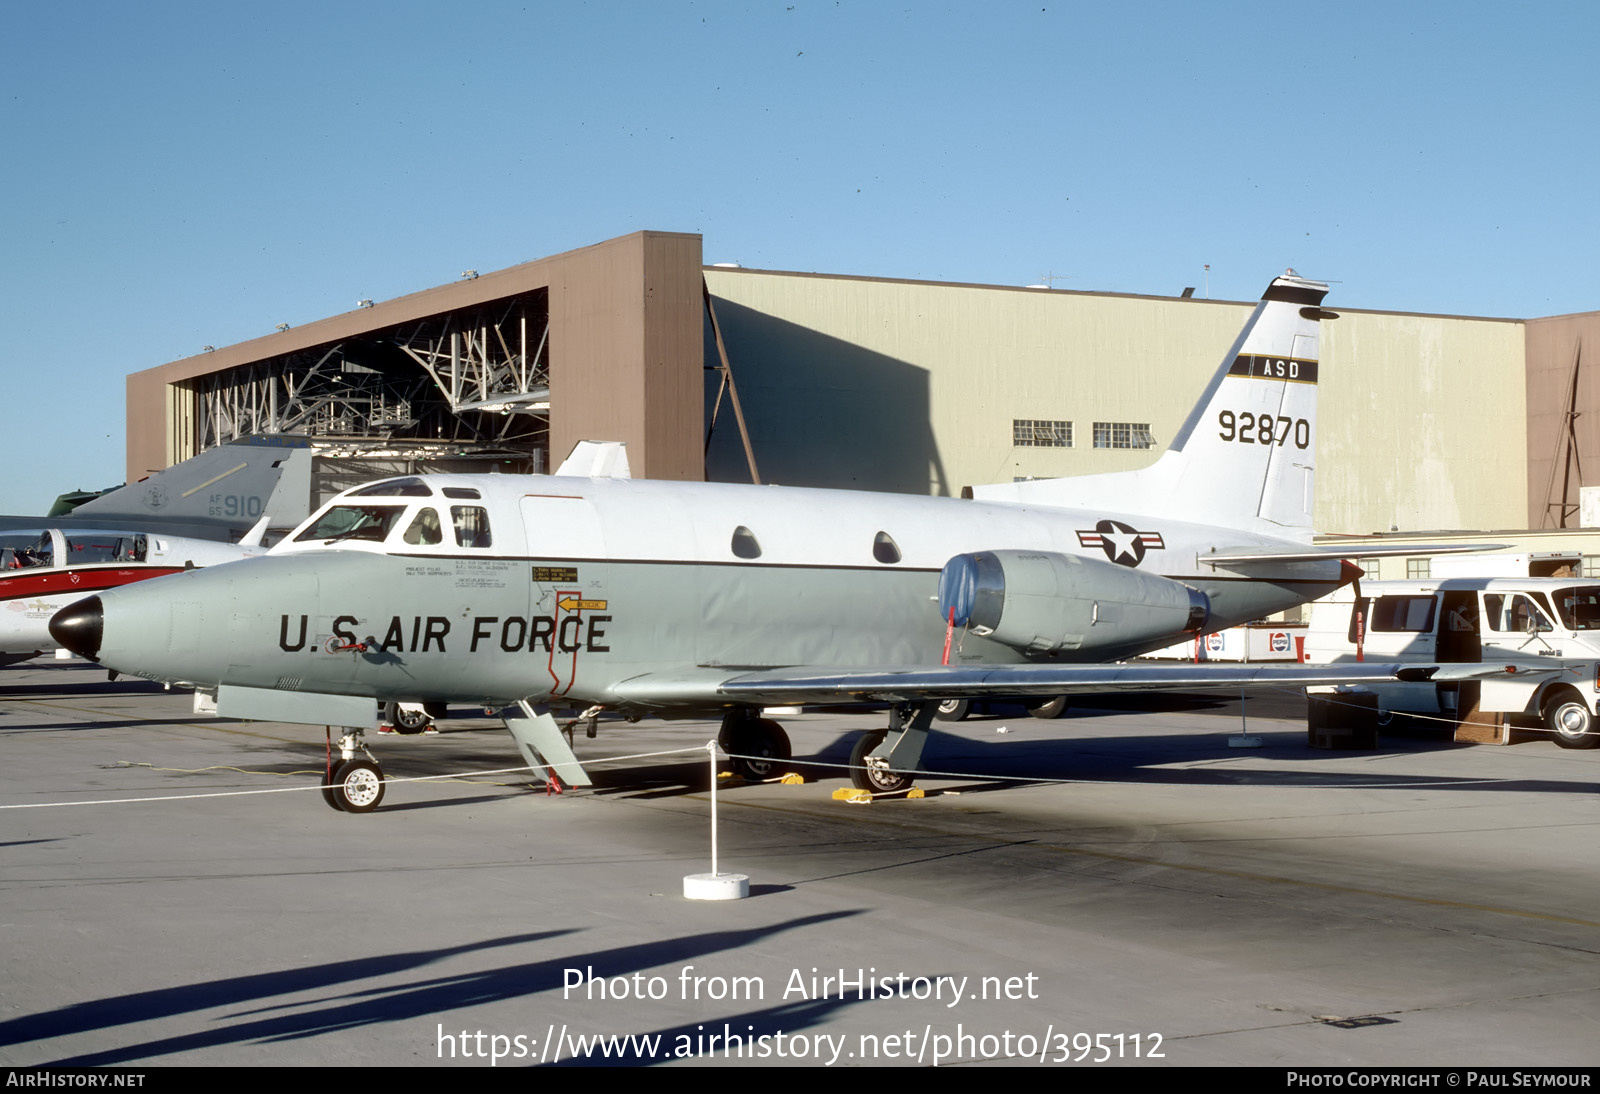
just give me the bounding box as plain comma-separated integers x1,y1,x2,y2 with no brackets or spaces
1026,696,1068,720
321,760,348,812
1547,694,1600,749
383,700,432,736
934,698,970,722
848,729,912,794
728,718,791,781
331,759,386,812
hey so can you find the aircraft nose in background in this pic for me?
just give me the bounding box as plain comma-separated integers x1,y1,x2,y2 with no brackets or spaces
50,596,104,661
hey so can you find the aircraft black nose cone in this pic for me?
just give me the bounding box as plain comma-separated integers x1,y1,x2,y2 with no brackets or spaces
50,596,104,662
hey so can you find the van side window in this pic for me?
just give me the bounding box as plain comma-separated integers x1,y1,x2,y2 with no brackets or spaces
1484,593,1551,634
1368,596,1436,633
451,506,492,548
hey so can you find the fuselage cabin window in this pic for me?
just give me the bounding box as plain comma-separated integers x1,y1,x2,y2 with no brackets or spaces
731,526,762,559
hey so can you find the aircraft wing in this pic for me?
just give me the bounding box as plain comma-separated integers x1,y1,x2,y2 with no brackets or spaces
604,661,1550,708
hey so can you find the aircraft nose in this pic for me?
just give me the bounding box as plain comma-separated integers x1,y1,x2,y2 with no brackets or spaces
50,596,104,661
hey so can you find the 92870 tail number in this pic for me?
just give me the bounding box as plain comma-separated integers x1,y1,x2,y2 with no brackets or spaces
1219,411,1309,448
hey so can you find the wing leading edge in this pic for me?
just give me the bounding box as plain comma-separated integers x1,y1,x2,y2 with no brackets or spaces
602,662,1552,708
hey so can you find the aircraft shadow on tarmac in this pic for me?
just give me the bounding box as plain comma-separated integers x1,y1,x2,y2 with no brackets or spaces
316,702,1593,808
18,912,867,1067
0,676,168,698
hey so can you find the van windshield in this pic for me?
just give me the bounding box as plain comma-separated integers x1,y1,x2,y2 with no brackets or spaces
1552,586,1600,631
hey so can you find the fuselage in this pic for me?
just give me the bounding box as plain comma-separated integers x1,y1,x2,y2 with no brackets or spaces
56,473,1348,710
0,528,260,662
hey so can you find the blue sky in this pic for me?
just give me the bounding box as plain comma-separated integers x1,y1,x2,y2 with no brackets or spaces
4,1,1598,512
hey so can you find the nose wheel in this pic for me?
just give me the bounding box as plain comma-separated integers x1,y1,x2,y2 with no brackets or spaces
322,729,387,813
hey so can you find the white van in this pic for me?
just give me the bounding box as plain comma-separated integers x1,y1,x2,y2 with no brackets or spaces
1303,578,1600,748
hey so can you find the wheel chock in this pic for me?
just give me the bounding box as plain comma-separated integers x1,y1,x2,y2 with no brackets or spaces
779,772,806,785
832,788,873,804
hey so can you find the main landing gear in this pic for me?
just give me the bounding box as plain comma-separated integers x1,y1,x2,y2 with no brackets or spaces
323,728,386,813
718,709,793,781
380,700,433,735
848,702,937,795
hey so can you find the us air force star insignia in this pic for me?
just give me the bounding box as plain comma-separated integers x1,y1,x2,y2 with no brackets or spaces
1076,519,1166,567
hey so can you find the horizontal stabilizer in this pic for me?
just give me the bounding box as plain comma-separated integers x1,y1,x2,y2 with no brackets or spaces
1201,543,1511,567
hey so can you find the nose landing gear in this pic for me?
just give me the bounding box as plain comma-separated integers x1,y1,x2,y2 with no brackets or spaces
323,728,387,813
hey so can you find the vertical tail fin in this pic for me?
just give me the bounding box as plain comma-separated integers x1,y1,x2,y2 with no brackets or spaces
971,271,1332,541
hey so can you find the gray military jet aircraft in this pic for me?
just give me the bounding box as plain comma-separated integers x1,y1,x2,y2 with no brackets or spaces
52,272,1449,811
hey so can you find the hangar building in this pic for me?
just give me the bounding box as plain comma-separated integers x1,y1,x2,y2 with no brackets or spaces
126,231,1599,545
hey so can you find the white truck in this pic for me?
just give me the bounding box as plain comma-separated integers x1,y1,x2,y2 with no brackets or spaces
1303,577,1600,748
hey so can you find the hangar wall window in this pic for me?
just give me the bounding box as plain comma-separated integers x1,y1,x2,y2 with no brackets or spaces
1092,422,1155,449
1583,555,1600,579
873,531,902,564
1013,419,1072,447
1358,557,1383,579
1405,557,1431,580
731,526,762,559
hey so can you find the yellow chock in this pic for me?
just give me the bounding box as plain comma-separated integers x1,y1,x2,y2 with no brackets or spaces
832,788,873,804
906,787,925,799
779,772,806,785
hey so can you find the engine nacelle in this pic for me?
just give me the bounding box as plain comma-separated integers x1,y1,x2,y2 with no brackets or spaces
938,550,1210,656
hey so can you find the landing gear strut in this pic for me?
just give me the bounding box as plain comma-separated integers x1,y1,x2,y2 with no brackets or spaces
848,702,937,794
323,728,387,813
718,709,792,781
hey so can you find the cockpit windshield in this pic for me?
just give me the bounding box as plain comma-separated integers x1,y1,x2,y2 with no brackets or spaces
64,534,145,563
349,477,433,497
295,504,408,544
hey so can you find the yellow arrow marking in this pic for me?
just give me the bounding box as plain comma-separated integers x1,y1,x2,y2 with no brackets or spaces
557,597,608,611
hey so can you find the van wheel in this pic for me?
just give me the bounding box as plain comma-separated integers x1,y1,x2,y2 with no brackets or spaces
1546,694,1599,749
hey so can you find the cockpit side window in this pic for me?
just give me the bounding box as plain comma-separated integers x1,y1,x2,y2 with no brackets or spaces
402,507,443,546
452,506,492,548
